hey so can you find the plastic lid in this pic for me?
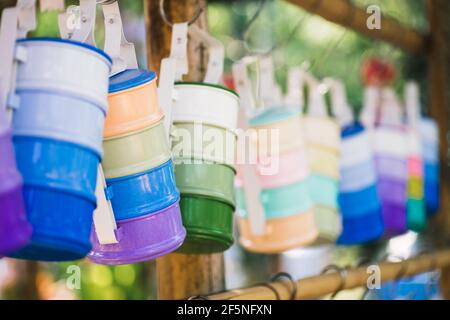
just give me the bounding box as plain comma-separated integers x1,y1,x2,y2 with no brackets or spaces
17,37,112,64
175,81,239,98
109,69,157,93
249,106,301,126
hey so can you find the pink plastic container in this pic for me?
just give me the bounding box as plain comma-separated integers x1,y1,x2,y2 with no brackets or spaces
256,147,310,189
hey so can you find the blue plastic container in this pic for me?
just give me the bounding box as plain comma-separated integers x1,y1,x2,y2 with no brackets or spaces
339,160,377,192
337,206,384,245
13,90,106,156
9,136,99,261
338,184,381,218
105,160,180,221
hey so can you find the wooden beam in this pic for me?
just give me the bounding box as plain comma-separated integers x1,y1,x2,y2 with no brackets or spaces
285,0,427,54
427,0,450,299
206,250,450,300
144,0,226,300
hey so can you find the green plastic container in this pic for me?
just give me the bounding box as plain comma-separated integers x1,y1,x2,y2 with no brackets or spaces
171,122,236,168
407,198,426,232
102,121,171,179
177,196,234,254
174,162,235,207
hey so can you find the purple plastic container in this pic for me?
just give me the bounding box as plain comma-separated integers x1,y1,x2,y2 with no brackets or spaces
375,155,408,180
89,201,186,265
377,177,407,204
381,202,407,236
0,130,32,256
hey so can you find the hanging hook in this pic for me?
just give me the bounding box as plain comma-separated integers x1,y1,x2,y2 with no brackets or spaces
159,0,204,27
320,264,348,299
270,272,298,300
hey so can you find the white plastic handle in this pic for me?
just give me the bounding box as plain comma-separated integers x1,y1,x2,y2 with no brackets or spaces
188,24,224,84
325,78,353,127
380,88,403,126
305,72,328,118
0,0,36,125
39,0,65,11
405,81,421,129
284,67,305,108
93,166,118,244
361,86,380,129
159,23,188,141
258,55,282,107
232,61,266,236
170,22,188,81
102,1,138,76
58,0,97,46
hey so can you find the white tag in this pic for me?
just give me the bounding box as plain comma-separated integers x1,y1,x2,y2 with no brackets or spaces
92,166,118,244
232,61,266,236
102,1,138,76
188,25,224,84
39,0,64,12
158,57,177,140
0,0,36,124
58,0,96,46
284,67,304,108
170,23,188,80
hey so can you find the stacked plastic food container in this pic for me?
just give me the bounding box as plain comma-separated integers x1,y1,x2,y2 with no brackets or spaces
7,38,110,261
404,83,426,232
371,88,408,236
304,85,342,242
237,107,319,253
89,69,186,264
171,82,239,254
331,81,384,244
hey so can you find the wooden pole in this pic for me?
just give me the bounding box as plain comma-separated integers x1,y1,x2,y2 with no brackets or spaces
427,0,450,299
285,0,427,54
206,250,450,300
144,0,225,300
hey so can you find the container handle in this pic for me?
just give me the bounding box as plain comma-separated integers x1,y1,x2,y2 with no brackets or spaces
232,61,266,236
361,86,380,129
93,166,119,244
325,78,353,127
188,24,224,85
284,67,306,109
304,71,328,118
159,22,188,140
58,0,97,46
102,0,138,76
258,55,282,108
405,81,421,130
0,0,36,125
39,0,65,11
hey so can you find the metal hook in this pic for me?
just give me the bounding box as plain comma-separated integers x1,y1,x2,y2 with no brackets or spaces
187,295,209,300
270,272,298,300
258,282,281,300
321,264,348,299
159,0,204,27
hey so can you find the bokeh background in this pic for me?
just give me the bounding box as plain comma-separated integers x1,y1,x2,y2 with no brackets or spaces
0,0,444,300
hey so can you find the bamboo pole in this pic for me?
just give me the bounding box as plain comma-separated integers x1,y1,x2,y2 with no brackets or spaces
206,250,450,300
427,0,450,299
285,0,427,54
144,0,226,300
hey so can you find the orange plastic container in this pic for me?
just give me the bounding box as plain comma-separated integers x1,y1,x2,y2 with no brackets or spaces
104,69,164,138
238,210,318,254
